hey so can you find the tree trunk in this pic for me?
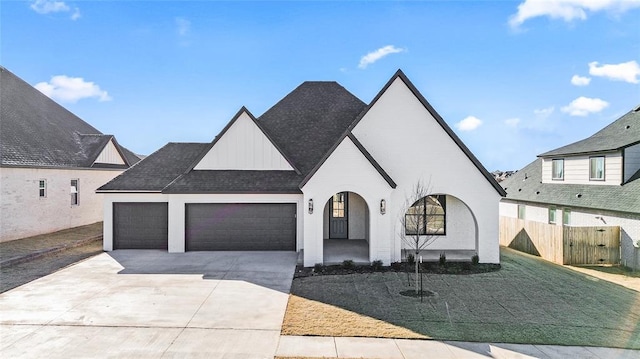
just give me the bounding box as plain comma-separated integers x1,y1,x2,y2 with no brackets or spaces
414,250,419,294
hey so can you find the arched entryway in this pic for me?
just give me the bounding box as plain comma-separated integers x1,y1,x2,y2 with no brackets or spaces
400,193,478,261
322,191,370,264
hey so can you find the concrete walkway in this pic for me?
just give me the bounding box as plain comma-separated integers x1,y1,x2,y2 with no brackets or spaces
275,335,640,359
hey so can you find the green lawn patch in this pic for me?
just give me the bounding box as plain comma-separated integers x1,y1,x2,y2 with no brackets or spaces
283,248,640,349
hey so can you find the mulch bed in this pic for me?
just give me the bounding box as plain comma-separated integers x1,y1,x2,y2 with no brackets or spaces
294,261,500,278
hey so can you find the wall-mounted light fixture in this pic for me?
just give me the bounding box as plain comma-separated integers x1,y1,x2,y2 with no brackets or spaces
380,199,386,215
308,199,313,214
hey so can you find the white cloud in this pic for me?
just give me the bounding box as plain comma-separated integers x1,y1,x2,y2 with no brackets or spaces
561,96,609,116
71,7,81,20
34,75,112,103
505,118,521,127
571,74,591,86
456,116,483,131
358,45,405,69
30,0,81,20
30,0,69,14
534,106,555,118
176,17,191,36
588,60,640,84
509,0,640,28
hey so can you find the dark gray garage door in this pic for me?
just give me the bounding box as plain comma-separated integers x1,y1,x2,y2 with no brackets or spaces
185,203,296,251
113,202,168,250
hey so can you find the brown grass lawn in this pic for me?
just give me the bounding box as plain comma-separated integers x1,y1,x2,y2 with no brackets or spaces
282,248,640,349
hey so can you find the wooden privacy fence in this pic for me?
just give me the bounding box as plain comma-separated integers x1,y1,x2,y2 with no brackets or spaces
499,216,620,265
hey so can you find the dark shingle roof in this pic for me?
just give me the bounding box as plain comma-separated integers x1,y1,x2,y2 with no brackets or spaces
501,159,640,214
0,66,140,168
539,107,640,157
97,143,208,191
163,170,303,193
259,81,367,175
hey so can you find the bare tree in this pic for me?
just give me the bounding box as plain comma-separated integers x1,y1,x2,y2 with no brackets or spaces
399,179,444,293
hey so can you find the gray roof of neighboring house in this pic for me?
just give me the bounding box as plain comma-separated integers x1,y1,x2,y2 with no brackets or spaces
500,159,640,214
539,106,640,157
98,142,208,191
0,66,140,168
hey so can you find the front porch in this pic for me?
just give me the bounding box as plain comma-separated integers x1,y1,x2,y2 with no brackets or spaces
323,239,369,264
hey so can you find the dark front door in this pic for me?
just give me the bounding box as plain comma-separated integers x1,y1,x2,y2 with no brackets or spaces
329,192,348,239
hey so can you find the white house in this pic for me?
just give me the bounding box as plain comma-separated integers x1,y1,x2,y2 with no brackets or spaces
500,106,640,269
98,70,505,266
0,66,140,242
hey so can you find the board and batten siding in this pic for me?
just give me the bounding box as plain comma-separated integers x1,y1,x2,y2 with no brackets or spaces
624,142,640,183
194,112,293,171
94,139,125,165
541,152,622,185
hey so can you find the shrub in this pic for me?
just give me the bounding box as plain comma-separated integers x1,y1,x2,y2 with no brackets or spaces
313,263,323,273
371,259,383,270
342,259,354,269
471,253,480,266
439,252,447,267
462,261,472,271
407,253,415,265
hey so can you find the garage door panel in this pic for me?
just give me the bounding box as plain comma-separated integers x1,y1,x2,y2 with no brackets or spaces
186,203,296,251
113,202,168,250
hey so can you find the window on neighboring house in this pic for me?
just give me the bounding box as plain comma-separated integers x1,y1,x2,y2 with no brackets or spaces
563,209,571,226
38,179,46,198
405,195,446,235
552,159,564,180
70,179,79,205
517,204,526,220
548,207,557,224
589,156,605,181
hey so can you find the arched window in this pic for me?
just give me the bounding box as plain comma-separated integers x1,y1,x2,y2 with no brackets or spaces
405,195,446,235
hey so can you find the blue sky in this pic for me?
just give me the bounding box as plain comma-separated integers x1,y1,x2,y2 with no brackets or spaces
2,0,639,171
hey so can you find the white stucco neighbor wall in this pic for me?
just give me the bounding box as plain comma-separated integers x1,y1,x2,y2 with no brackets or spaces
102,192,303,253
301,136,394,266
0,166,123,242
194,112,293,171
500,200,640,270
351,77,502,263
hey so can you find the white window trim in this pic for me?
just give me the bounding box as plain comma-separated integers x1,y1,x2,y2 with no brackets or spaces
548,207,557,224
589,156,605,181
551,159,564,181
70,179,79,206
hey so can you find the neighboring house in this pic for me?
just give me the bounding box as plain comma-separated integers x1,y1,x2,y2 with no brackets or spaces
500,106,640,269
98,70,505,266
0,66,141,242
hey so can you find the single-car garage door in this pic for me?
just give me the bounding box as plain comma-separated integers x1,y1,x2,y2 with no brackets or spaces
113,202,168,249
185,203,296,251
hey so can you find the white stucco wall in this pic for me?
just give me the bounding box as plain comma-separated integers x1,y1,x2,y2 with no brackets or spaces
102,192,303,253
541,153,622,185
351,77,502,263
194,112,293,171
0,166,123,242
500,200,640,269
301,136,394,266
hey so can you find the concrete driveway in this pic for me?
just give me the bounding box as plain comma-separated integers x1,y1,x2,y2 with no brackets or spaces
0,250,298,358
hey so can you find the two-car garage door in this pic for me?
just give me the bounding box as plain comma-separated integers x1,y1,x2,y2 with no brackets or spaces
112,202,296,251
185,203,296,251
